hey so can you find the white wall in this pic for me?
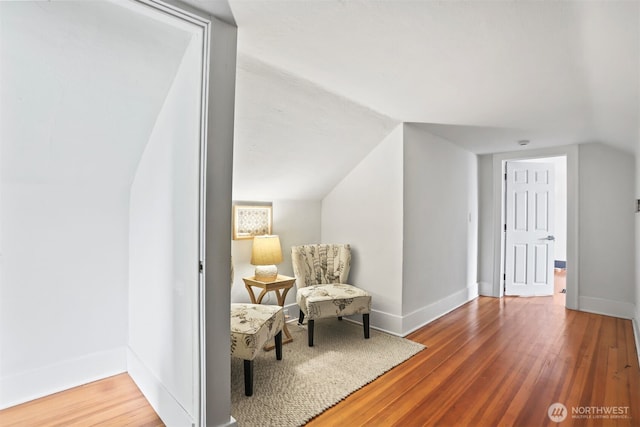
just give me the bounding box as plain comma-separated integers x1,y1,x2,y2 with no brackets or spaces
0,184,129,409
231,199,321,307
401,124,478,333
127,34,202,425
578,143,635,318
477,155,495,296
322,125,405,332
0,1,194,409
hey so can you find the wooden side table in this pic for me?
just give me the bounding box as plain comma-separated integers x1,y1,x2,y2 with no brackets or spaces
242,274,296,350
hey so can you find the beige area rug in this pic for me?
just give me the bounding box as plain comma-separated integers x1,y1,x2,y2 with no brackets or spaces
231,318,425,427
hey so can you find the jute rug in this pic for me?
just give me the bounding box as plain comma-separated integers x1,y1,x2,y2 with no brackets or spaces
231,318,426,426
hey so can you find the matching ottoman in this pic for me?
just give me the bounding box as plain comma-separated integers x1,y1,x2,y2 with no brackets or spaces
230,303,284,396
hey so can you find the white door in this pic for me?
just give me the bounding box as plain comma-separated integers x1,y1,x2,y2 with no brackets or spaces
504,161,555,296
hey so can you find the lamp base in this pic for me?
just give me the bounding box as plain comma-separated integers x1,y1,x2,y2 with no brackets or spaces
255,265,278,282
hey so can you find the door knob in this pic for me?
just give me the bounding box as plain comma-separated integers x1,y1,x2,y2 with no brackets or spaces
541,235,555,241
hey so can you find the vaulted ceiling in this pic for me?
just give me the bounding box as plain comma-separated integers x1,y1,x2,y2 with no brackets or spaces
225,0,639,200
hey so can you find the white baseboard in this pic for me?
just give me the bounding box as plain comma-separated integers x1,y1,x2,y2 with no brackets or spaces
478,281,495,297
578,296,635,320
0,347,126,410
401,283,479,336
467,282,479,300
366,309,404,336
126,348,195,427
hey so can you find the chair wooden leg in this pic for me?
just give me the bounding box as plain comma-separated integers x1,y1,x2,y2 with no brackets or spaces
363,313,370,339
243,359,253,396
308,319,314,346
275,331,283,360
298,309,305,324
338,316,342,321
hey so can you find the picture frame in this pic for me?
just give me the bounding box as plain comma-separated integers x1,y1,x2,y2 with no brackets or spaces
232,204,273,240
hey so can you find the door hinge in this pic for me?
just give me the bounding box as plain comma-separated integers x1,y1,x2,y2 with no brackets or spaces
503,273,506,280
504,172,507,180
504,223,507,232
199,261,203,273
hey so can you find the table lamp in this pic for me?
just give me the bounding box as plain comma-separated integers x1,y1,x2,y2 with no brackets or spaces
251,235,283,282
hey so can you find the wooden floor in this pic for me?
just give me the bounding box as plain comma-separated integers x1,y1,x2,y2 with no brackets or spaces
309,271,640,426
0,373,163,426
3,272,638,426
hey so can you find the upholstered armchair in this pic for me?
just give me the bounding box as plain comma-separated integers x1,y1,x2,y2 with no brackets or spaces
291,244,371,346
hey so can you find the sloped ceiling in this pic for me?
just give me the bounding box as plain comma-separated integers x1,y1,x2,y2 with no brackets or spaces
233,55,397,200
4,1,636,202
228,0,638,199
0,1,192,188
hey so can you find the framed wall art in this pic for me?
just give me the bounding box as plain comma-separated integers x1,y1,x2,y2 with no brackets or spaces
232,204,273,240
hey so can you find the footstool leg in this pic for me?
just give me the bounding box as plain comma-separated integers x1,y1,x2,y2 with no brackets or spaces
363,313,370,339
308,319,314,346
243,359,253,396
275,331,283,360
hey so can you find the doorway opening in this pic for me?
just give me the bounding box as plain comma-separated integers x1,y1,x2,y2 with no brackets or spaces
501,155,568,306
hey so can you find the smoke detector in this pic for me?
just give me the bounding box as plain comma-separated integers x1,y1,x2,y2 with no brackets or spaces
518,139,530,146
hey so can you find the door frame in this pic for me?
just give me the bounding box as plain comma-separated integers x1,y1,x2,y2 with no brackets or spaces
128,0,212,425
491,145,579,309
124,1,236,426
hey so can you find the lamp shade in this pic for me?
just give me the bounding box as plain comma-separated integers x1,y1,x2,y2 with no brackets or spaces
250,235,283,266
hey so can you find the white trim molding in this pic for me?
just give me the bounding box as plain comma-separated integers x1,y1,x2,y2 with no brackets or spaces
0,347,126,410
127,348,194,427
478,281,494,296
401,283,479,336
578,296,636,320
367,309,405,336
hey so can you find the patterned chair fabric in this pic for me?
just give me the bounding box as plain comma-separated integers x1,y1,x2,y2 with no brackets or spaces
230,303,284,396
292,244,351,287
291,244,372,346
231,303,284,360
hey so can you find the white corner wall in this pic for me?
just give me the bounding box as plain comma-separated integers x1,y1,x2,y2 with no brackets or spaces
578,143,636,319
128,34,202,425
0,184,129,409
322,124,404,334
477,154,495,296
402,124,478,334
